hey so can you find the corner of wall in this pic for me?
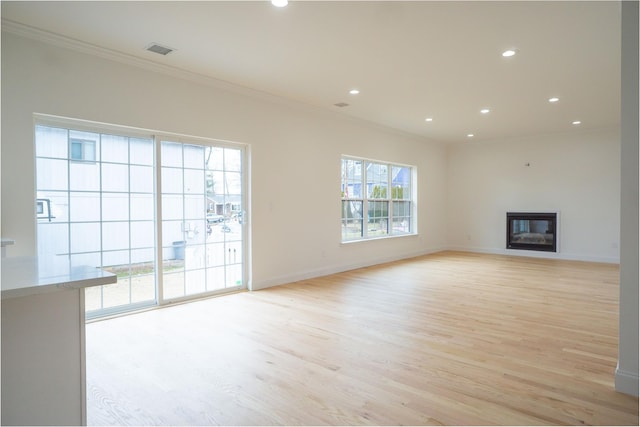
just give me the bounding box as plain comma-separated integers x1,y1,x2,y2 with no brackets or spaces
615,365,639,397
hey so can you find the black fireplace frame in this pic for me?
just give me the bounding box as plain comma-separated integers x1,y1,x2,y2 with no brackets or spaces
506,212,557,252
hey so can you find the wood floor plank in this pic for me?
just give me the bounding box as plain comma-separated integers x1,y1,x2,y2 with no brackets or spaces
86,251,639,425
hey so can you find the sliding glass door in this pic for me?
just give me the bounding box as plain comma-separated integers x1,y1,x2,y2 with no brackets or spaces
35,121,246,317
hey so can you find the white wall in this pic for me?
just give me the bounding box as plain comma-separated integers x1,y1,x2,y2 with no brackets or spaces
446,129,621,263
1,32,448,289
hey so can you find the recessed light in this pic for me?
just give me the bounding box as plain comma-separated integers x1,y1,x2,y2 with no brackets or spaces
480,109,490,114
425,118,433,122
548,97,560,103
467,133,474,138
502,49,517,57
572,120,581,125
272,0,288,7
349,89,360,95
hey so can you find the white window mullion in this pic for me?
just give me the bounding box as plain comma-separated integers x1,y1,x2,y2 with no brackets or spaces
127,137,133,305
66,129,72,261
98,133,105,308
154,135,164,305
222,149,227,286
203,149,208,293
362,162,368,239
241,145,250,290
387,164,391,235
181,144,186,297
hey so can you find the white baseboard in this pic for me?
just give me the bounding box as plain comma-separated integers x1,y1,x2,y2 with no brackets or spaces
250,245,618,291
446,246,619,264
615,366,640,396
250,247,446,291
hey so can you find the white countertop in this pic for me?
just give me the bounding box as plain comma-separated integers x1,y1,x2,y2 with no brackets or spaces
1,256,117,299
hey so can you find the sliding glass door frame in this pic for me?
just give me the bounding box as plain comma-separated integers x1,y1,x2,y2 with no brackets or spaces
154,134,249,306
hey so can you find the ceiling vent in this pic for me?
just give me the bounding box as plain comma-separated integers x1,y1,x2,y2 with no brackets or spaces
145,43,174,56
334,102,350,108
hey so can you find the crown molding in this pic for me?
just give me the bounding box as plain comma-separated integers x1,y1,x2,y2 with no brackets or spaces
1,18,437,144
0,18,279,100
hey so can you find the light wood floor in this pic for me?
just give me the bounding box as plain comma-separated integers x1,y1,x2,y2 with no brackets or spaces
86,251,638,425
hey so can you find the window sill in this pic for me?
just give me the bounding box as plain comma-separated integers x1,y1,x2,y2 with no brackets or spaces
341,232,418,245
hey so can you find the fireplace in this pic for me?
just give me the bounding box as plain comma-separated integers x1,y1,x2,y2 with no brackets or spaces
507,212,557,252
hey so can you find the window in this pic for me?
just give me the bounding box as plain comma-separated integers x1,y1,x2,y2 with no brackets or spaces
36,198,54,221
69,138,96,161
341,156,414,242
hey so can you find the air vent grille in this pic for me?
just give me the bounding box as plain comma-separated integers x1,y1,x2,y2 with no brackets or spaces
145,43,174,56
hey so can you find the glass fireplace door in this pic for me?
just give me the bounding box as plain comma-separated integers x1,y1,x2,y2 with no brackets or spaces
507,212,557,252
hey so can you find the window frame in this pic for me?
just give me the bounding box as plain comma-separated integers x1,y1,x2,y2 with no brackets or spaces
341,155,416,243
69,138,97,162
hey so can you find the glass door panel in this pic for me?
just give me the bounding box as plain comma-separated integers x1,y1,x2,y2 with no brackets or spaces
35,125,157,318
160,141,245,302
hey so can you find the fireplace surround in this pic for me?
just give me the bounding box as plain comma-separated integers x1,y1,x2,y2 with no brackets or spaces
507,212,557,252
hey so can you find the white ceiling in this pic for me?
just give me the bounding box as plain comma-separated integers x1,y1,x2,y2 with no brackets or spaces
1,1,621,143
